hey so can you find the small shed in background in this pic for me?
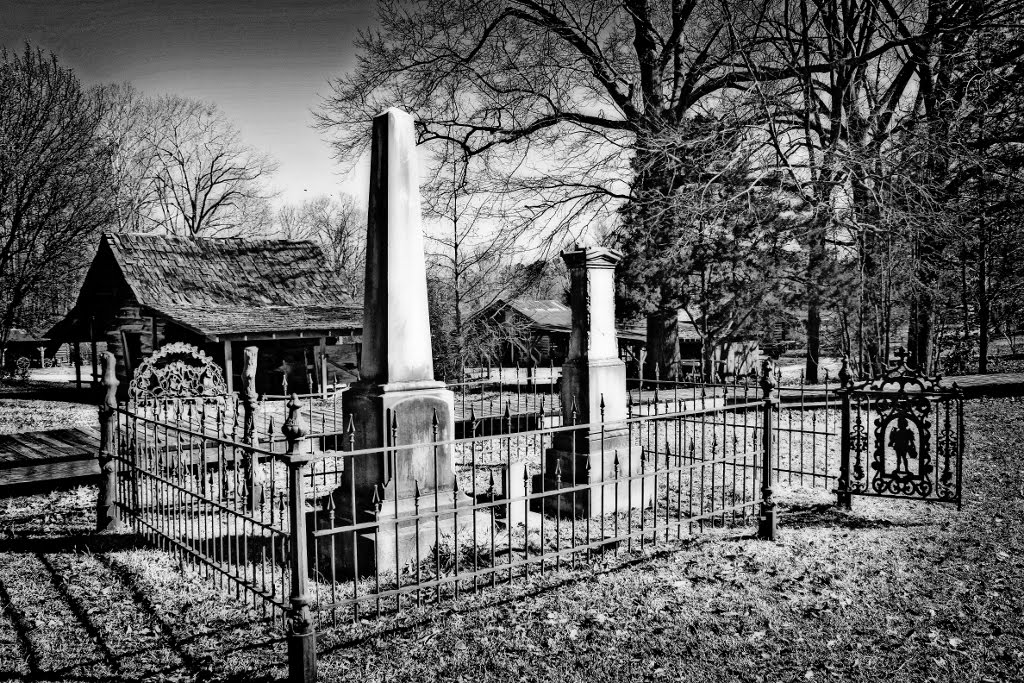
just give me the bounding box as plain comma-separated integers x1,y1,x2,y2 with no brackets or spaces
46,233,363,396
470,298,646,366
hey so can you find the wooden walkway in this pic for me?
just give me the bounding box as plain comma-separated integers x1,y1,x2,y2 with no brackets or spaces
0,427,101,496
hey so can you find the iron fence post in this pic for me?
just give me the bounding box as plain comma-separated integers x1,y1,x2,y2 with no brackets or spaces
757,359,776,540
837,357,853,510
97,351,123,532
282,394,316,683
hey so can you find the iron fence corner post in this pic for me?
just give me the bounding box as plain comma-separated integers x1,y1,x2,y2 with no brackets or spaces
757,359,776,541
837,357,853,510
97,351,123,532
282,394,316,683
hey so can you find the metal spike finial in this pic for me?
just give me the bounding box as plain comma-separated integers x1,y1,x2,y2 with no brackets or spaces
431,408,439,428
613,450,621,478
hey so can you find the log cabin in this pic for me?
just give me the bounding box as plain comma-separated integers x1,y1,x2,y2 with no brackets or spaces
46,233,362,397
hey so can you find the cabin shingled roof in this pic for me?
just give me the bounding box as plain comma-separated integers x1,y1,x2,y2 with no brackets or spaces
56,233,363,339
105,232,352,310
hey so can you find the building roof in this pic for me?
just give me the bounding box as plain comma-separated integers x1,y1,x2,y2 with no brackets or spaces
506,300,572,332
49,233,362,340
5,328,49,345
473,298,700,342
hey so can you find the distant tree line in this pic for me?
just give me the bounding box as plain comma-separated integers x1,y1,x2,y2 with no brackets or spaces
319,0,1024,379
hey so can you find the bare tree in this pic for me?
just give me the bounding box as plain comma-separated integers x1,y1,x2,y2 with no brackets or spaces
274,194,365,297
145,96,277,237
0,45,114,362
95,82,164,233
101,92,278,238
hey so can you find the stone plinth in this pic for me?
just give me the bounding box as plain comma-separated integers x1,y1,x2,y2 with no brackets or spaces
533,246,653,517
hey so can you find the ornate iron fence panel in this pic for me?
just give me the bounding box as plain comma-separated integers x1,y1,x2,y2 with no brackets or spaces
128,342,228,402
838,350,964,508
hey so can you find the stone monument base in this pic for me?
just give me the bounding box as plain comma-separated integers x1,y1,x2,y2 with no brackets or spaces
309,493,475,579
531,445,654,518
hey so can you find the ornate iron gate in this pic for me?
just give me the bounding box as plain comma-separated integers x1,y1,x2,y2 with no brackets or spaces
837,349,964,509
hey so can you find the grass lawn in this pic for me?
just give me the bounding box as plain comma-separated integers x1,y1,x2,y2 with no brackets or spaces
0,398,1021,682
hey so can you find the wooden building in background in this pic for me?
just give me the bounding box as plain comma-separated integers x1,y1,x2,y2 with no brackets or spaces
46,233,362,396
471,298,647,366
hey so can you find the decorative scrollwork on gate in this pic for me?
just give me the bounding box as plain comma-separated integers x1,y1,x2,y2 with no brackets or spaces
840,347,963,506
864,347,945,394
128,342,228,403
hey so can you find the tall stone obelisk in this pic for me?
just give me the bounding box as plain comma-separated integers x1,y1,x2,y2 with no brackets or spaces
332,108,462,575
533,246,652,516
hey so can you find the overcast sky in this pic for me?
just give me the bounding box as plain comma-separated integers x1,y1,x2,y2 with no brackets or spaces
1,0,377,207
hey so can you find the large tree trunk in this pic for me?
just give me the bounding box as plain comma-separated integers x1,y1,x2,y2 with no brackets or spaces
804,222,827,384
978,231,989,374
806,301,822,383
645,309,680,380
701,338,717,383
907,291,935,373
908,237,939,373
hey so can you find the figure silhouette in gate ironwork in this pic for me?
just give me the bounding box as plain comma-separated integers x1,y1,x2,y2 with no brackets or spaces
888,416,918,475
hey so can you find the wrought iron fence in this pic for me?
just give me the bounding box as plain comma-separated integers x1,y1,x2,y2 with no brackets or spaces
626,373,842,494
92,348,967,683
111,397,295,625
290,378,782,627
98,357,880,683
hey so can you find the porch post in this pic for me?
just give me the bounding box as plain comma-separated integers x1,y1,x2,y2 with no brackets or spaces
223,339,234,395
319,336,328,400
90,316,99,388
74,341,82,389
242,346,264,511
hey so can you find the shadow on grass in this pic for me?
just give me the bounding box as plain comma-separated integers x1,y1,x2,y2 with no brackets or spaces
316,532,724,655
0,532,149,554
778,502,935,529
0,529,283,682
